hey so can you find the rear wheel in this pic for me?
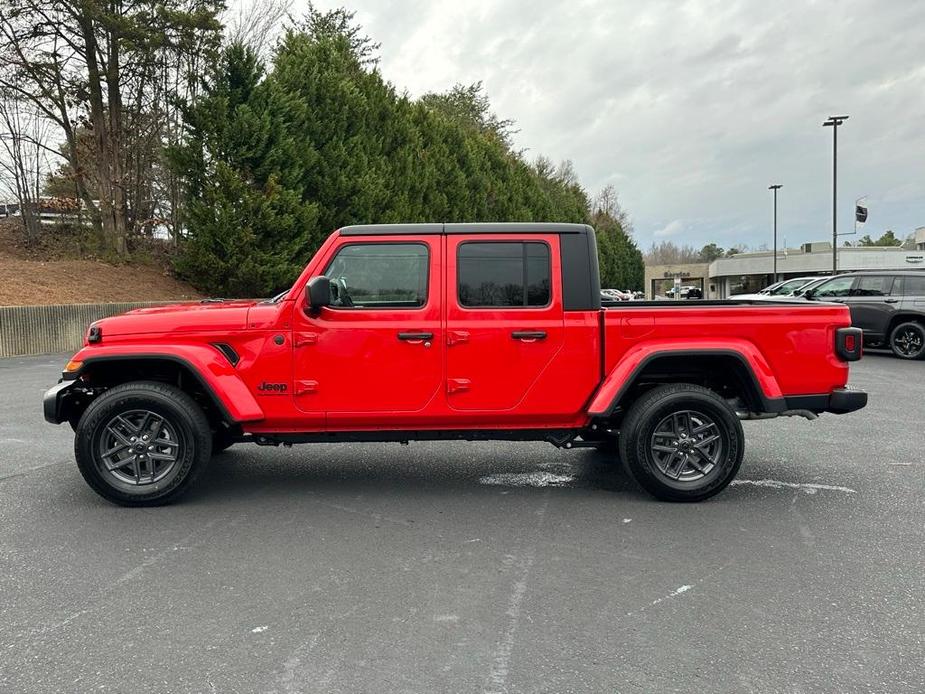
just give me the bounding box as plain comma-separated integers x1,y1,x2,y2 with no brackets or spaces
618,384,744,502
74,381,212,506
889,321,925,360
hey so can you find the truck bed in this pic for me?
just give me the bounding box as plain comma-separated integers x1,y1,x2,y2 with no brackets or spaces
601,301,851,398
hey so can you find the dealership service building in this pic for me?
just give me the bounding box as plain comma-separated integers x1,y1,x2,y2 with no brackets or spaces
644,228,925,299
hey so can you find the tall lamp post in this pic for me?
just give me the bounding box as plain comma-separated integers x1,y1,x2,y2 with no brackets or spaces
822,115,849,273
769,184,782,283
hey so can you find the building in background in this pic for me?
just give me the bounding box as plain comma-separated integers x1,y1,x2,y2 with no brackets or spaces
644,240,925,299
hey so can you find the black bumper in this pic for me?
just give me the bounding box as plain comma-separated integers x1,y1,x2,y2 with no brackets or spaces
43,380,77,424
826,387,868,414
783,388,868,415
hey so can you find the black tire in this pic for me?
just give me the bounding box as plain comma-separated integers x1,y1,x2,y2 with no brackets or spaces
618,384,744,502
74,381,212,506
889,321,925,360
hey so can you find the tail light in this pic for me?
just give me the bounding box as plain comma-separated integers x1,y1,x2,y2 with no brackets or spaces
835,327,862,361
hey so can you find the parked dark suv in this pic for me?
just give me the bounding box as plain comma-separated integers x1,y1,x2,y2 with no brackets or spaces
805,271,925,359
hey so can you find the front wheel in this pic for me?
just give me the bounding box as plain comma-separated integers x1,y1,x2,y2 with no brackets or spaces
889,321,925,360
74,381,212,506
618,384,744,502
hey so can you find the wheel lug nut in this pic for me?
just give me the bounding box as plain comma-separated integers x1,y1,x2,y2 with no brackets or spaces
148,445,154,451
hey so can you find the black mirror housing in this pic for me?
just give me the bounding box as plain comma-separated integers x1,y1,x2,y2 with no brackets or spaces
306,276,331,311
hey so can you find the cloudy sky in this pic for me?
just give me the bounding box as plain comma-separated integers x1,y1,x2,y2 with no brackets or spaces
301,0,924,252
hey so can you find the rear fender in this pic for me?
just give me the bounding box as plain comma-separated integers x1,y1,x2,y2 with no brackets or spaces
588,339,784,416
66,344,264,423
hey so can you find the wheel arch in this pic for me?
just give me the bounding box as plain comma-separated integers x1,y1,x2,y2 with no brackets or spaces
60,350,264,428
887,313,925,336
589,347,784,419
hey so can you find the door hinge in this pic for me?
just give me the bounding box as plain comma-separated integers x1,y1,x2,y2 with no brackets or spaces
447,378,471,394
295,380,318,395
446,330,469,347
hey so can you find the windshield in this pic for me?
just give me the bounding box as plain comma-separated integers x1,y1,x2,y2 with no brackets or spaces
792,278,829,296
768,278,813,295
260,290,289,304
757,279,786,294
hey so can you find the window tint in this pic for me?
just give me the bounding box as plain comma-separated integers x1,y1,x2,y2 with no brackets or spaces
852,276,893,297
458,242,550,308
324,243,428,308
901,275,925,297
814,276,854,297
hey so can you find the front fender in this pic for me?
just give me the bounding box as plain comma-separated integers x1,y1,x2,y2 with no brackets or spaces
587,339,784,416
65,344,265,423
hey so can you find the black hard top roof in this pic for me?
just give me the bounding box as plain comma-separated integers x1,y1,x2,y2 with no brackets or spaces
338,222,592,236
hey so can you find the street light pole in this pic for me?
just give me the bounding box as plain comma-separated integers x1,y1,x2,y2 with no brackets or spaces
823,115,848,273
769,184,782,283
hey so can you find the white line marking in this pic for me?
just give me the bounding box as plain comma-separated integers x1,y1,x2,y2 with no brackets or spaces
479,472,574,488
650,584,693,607
484,495,550,693
731,479,856,495
251,625,268,633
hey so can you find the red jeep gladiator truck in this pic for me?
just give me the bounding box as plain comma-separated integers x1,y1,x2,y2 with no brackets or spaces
44,223,867,506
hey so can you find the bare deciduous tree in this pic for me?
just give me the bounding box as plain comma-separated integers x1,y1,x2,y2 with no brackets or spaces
0,0,224,257
0,94,55,242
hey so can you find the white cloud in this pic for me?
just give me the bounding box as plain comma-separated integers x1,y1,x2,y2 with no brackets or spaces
300,0,925,250
653,220,685,238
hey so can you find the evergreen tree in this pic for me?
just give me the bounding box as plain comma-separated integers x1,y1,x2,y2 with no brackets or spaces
172,8,644,296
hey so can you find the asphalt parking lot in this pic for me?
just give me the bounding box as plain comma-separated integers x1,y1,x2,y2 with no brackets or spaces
1,353,922,693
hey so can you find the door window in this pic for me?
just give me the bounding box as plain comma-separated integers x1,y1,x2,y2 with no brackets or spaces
323,243,428,309
851,276,893,296
814,276,855,298
457,242,550,308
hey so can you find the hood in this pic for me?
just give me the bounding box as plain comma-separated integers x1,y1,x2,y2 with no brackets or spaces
93,299,259,337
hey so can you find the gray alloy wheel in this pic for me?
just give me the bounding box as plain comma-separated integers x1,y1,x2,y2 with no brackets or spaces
889,322,925,360
96,409,184,487
618,383,744,502
74,381,212,506
648,409,723,483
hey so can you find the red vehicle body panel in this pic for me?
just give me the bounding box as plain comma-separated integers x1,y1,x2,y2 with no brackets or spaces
65,227,857,435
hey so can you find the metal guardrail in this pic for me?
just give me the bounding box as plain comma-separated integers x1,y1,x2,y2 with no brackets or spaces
0,302,164,358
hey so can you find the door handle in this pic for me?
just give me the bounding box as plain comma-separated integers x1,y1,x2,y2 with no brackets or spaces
397,332,433,341
885,298,899,304
511,331,547,341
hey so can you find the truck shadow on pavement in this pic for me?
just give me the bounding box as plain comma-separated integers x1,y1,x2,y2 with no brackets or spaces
180,444,646,504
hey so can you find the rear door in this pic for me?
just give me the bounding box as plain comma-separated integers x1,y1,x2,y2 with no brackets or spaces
444,234,564,412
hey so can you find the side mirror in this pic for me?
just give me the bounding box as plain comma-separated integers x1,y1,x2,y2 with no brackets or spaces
803,288,816,300
305,275,331,312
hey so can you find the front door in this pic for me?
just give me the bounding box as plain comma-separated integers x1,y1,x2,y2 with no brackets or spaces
444,234,564,413
846,275,899,342
292,236,443,427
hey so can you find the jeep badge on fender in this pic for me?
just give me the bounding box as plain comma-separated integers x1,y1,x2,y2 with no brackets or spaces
257,382,288,393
